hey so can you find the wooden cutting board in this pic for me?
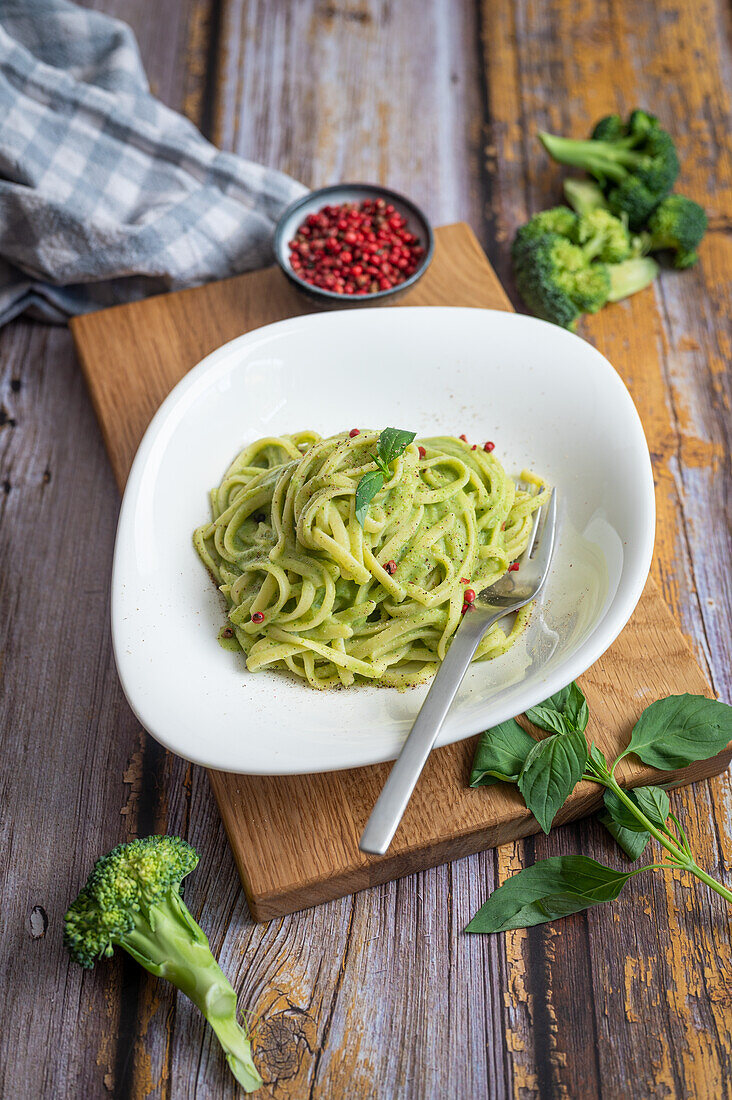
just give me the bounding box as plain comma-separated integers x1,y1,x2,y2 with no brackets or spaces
71,223,730,921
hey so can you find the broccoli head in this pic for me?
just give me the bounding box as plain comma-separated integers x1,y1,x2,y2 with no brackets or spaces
644,194,707,268
590,114,626,142
539,110,680,229
65,836,262,1093
512,233,610,331
516,203,638,266
512,209,658,330
574,208,636,262
514,205,579,245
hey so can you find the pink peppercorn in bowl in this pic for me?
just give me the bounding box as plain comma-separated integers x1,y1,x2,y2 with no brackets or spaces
273,183,435,306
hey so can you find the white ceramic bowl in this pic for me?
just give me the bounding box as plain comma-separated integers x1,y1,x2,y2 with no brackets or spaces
112,308,655,775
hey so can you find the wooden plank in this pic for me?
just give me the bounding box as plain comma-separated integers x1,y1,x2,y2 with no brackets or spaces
0,321,140,1099
70,219,728,925
477,0,732,1096
0,4,226,1099
215,0,486,229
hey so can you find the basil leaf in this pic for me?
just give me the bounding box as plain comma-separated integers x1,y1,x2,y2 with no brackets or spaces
630,785,671,828
517,728,588,833
589,743,609,773
598,811,650,861
563,682,589,732
377,427,417,467
465,855,636,933
523,705,571,736
602,789,647,833
622,695,732,771
599,785,671,862
354,471,384,527
525,681,588,734
603,786,670,832
469,719,537,787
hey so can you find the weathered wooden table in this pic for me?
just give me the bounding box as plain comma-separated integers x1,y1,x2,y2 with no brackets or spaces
2,2,730,1097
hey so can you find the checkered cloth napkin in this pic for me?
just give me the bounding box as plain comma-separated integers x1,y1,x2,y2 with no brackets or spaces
0,0,306,326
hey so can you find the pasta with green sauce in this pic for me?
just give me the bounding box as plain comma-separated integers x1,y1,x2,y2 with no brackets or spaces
193,429,548,690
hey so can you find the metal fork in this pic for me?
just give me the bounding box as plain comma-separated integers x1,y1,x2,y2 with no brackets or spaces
359,488,557,856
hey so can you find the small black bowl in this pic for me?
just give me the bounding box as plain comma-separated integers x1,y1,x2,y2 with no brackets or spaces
273,183,435,307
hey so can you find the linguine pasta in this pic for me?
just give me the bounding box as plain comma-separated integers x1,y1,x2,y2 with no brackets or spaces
193,430,547,689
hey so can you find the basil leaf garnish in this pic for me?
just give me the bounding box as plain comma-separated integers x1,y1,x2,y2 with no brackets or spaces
517,727,588,833
465,856,637,933
620,695,732,770
354,428,415,527
469,719,537,787
525,681,588,734
354,470,384,527
369,451,389,477
377,427,417,466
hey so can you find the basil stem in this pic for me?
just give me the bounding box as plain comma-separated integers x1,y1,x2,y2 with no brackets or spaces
587,758,732,905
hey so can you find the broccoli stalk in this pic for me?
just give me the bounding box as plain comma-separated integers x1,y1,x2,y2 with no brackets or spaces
539,110,679,229
606,257,660,301
563,178,609,217
65,836,262,1094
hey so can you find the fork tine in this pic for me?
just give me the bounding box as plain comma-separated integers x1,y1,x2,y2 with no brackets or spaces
520,493,545,562
526,487,556,574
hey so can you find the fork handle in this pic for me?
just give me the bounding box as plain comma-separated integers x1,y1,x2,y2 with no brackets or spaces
358,608,504,855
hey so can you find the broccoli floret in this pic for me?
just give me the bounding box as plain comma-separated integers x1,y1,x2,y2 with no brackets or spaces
644,194,708,268
65,836,262,1093
539,110,680,229
512,233,610,330
514,205,579,244
518,198,634,261
574,208,635,262
512,214,658,330
591,114,626,142
515,205,632,259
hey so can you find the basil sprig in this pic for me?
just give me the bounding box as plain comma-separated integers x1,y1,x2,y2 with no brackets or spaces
354,427,416,528
470,681,590,832
467,689,732,933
